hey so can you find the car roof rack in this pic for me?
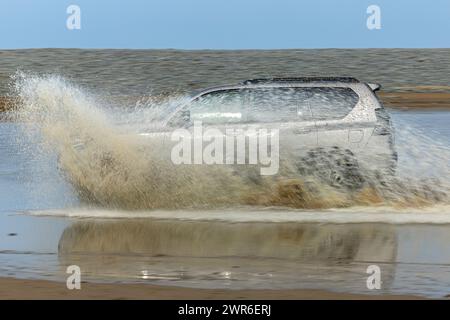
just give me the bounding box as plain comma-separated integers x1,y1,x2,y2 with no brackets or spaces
240,77,360,85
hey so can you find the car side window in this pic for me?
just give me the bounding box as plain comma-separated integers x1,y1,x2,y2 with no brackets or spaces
172,86,356,126
245,87,313,123
307,87,359,120
188,89,246,124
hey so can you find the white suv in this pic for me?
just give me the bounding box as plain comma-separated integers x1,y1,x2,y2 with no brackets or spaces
162,77,397,189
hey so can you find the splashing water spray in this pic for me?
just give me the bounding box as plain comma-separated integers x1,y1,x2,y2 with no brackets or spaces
10,72,450,210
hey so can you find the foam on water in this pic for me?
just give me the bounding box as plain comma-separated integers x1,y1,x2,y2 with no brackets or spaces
10,72,450,211
22,205,450,224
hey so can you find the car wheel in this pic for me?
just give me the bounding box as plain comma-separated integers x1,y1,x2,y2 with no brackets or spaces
297,147,365,190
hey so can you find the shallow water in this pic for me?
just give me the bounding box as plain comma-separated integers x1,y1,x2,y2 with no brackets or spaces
1,49,449,297
1,110,449,298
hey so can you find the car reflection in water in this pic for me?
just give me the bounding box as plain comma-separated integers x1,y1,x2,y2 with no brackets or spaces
58,219,397,293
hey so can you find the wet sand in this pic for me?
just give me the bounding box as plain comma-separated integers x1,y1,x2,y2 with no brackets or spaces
378,92,450,109
0,277,425,300
0,96,12,113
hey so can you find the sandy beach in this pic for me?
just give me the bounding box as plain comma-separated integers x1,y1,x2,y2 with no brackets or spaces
0,277,427,300
378,91,450,109
1,49,449,300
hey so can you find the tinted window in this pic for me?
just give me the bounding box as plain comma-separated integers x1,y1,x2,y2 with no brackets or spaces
189,89,245,124
306,87,359,120
185,87,357,125
246,87,312,123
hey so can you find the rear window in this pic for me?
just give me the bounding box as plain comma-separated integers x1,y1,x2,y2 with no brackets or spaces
306,87,359,120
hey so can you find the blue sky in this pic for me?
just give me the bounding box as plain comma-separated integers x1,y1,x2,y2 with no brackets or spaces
0,0,449,49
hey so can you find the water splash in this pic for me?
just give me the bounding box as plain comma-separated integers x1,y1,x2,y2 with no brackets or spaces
10,72,450,210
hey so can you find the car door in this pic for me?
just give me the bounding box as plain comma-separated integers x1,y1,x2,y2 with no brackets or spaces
245,87,317,160
164,88,248,166
310,87,359,149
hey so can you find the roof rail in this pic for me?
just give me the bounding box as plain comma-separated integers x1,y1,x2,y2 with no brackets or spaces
240,77,360,85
